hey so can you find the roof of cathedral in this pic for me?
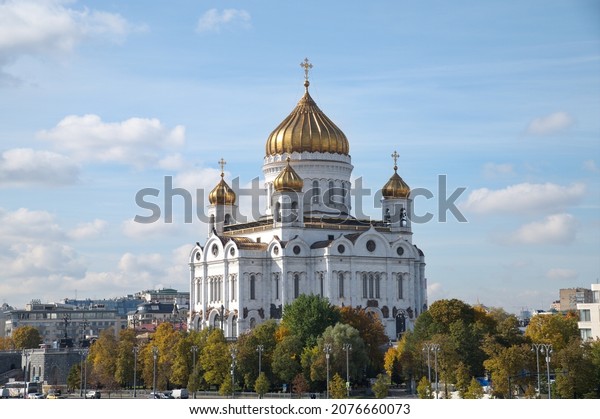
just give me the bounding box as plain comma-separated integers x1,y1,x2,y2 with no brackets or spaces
265,61,349,157
208,164,236,205
382,151,410,199
273,156,304,192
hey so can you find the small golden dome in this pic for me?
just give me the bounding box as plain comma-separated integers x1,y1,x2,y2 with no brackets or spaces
265,65,349,157
209,159,236,205
273,157,304,192
382,151,410,199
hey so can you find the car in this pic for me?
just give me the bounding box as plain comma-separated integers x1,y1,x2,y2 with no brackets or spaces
86,390,101,399
148,392,172,399
29,393,45,399
171,389,189,399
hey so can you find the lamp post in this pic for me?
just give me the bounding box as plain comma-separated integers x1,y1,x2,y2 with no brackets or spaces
22,349,29,398
191,345,198,399
79,349,85,397
541,344,553,399
82,349,88,398
324,343,332,399
230,346,237,399
152,346,159,396
343,343,352,397
256,344,264,375
422,343,440,399
531,343,542,396
132,346,139,398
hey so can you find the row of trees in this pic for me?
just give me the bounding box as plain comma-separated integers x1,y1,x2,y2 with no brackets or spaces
5,296,600,398
385,299,600,398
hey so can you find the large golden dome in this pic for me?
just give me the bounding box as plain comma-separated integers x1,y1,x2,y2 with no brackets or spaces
382,151,410,199
273,157,304,192
265,80,349,157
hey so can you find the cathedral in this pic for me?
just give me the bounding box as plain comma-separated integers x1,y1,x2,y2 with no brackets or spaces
188,60,427,341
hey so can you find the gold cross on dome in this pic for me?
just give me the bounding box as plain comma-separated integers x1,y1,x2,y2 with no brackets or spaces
300,58,313,81
218,158,226,176
391,150,399,167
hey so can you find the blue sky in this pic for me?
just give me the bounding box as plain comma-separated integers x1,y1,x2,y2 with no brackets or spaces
0,0,598,313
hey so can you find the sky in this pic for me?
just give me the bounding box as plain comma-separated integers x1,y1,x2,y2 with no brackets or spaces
0,0,599,314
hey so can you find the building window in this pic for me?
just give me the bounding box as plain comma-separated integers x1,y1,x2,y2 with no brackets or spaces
397,274,404,299
362,274,367,298
230,275,236,301
274,274,280,300
338,273,344,298
250,275,256,300
294,274,300,299
328,181,335,204
368,274,374,298
580,309,591,322
581,328,593,340
375,273,380,299
231,316,237,338
312,180,320,203
319,273,324,297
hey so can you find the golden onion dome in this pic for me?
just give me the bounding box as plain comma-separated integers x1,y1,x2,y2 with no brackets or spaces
273,157,304,192
209,160,236,205
265,75,349,157
382,151,410,199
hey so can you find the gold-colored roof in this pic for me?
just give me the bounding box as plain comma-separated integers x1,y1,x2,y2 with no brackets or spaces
208,158,236,205
265,73,349,156
382,151,410,199
273,157,304,192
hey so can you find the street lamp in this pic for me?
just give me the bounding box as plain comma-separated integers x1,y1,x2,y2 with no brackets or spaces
256,344,264,375
79,349,85,397
531,343,542,396
540,344,553,399
230,346,237,399
152,346,159,397
324,343,332,399
132,346,139,398
82,349,88,398
343,343,352,397
422,343,440,399
191,345,198,399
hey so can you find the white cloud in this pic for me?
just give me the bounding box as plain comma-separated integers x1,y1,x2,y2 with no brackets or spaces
122,218,183,239
483,162,515,179
511,213,577,245
0,0,139,82
583,160,599,174
0,207,64,242
196,8,251,33
158,153,187,171
0,148,79,187
67,219,107,240
38,114,185,168
545,268,579,281
526,111,574,135
464,182,586,215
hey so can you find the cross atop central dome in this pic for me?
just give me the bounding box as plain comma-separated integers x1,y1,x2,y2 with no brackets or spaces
265,59,350,157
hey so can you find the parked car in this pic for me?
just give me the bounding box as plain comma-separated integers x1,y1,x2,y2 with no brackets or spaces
30,393,45,399
171,389,189,399
86,390,101,399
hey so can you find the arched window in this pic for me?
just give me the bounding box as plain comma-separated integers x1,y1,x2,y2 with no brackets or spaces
291,201,298,221
275,202,281,222
362,274,367,298
338,273,344,298
250,275,256,300
319,273,324,297
224,214,231,225
328,181,335,204
368,273,374,298
375,273,380,299
213,313,220,329
294,274,300,299
312,180,320,203
342,183,347,206
250,318,256,329
231,316,237,338
274,273,280,300
397,274,404,299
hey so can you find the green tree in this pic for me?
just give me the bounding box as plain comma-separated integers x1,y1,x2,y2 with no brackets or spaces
199,328,230,390
330,373,347,399
554,338,599,398
371,373,390,399
255,372,270,398
307,323,368,386
67,363,81,392
483,342,532,398
416,376,432,399
463,377,484,399
0,336,14,350
12,326,41,349
235,320,278,389
339,306,388,372
140,323,182,391
272,335,304,388
114,329,137,387
281,294,340,347
292,373,309,396
454,362,471,398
